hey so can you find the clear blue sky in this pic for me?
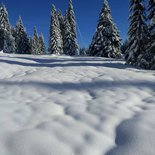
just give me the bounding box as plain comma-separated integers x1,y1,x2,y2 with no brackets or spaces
1,0,129,47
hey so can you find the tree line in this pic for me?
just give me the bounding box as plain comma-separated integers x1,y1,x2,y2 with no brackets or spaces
48,1,79,56
0,0,78,56
89,0,155,70
0,5,46,55
0,0,155,70
125,0,155,69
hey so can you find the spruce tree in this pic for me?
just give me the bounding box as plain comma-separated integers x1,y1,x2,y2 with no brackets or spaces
39,34,46,55
15,16,31,54
58,9,65,53
67,0,79,55
0,3,11,51
125,0,148,66
0,4,10,31
144,0,155,69
89,0,122,58
63,12,74,55
121,40,128,54
48,5,63,55
3,30,16,53
68,0,77,38
29,37,33,54
79,47,88,56
32,27,39,55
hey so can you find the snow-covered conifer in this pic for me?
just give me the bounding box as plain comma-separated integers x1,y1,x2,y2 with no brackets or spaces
79,47,88,56
144,0,155,69
0,4,11,51
39,34,46,55
67,0,79,55
32,27,39,55
0,4,10,31
89,0,122,58
3,30,16,53
15,16,31,54
58,10,65,53
64,12,80,56
68,0,77,38
125,0,148,66
48,5,63,55
63,12,74,55
29,37,33,54
121,40,128,54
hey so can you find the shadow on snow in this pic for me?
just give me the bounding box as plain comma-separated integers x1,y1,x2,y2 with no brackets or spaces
0,57,134,70
0,80,154,91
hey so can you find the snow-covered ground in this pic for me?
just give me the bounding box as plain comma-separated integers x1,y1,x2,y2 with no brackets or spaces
0,53,155,155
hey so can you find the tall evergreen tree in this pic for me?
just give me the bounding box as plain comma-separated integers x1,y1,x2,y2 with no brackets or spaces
15,16,31,54
3,30,16,53
29,37,33,54
39,34,46,55
32,27,39,55
125,0,149,66
58,9,65,53
0,3,11,51
89,0,122,58
63,12,75,55
67,0,79,55
48,5,63,55
144,0,155,69
0,4,10,31
68,0,77,38
121,39,129,54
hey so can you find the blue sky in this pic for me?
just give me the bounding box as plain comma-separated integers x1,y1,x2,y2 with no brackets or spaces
1,0,129,47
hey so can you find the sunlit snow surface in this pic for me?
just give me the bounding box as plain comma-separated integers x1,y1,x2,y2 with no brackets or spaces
0,53,155,155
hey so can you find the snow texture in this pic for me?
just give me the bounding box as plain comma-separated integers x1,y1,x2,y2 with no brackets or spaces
0,53,155,155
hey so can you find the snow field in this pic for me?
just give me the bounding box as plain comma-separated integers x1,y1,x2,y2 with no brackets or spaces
0,53,155,155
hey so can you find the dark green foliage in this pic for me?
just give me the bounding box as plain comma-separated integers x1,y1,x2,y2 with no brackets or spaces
145,0,155,69
48,5,63,55
3,30,16,53
89,0,122,58
0,4,11,51
58,10,65,52
121,40,128,54
66,0,79,55
63,12,76,55
39,34,46,55
32,27,39,55
125,0,149,66
15,17,31,54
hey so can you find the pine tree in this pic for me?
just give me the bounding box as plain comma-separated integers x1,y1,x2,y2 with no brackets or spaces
29,37,33,54
125,0,149,66
15,16,31,54
68,0,77,38
121,40,128,54
0,3,11,51
144,0,155,69
58,9,65,53
0,4,10,31
39,34,46,55
89,0,122,58
63,12,74,55
79,47,88,56
3,30,16,53
48,5,63,55
32,27,39,55
67,0,79,55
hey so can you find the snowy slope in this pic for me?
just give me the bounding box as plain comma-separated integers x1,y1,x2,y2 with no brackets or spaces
0,53,155,155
